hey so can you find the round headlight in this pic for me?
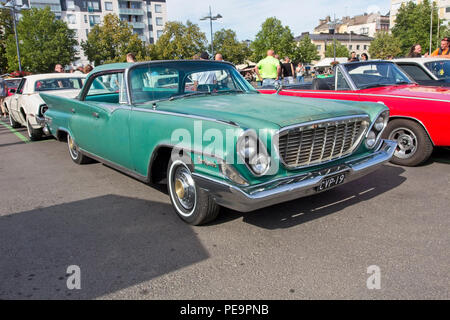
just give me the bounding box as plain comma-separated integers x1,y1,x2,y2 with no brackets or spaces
374,116,385,131
365,131,377,148
239,136,257,159
249,153,270,175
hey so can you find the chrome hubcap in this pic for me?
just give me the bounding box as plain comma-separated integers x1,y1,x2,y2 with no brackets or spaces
68,135,78,159
172,165,196,211
389,127,418,159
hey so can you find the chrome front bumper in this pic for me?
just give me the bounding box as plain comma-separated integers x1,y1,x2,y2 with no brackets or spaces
193,140,397,212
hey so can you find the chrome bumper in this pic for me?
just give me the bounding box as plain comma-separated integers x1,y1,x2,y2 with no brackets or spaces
193,140,397,212
35,116,50,135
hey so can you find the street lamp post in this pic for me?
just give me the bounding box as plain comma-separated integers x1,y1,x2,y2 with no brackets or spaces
0,0,29,72
200,6,222,57
328,15,341,63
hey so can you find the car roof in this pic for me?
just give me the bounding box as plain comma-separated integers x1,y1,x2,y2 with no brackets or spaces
393,57,448,63
24,73,86,81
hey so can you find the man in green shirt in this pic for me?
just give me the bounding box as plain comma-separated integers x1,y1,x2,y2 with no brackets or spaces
255,50,281,87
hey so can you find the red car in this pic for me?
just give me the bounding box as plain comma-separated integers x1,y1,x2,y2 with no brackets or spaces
259,60,450,166
5,78,22,96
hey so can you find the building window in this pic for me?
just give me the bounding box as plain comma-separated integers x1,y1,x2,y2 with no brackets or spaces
155,17,163,26
316,45,321,51
349,45,352,50
446,7,450,13
87,1,100,11
155,4,162,13
356,45,360,50
84,15,87,23
86,29,89,37
89,15,101,26
105,2,113,11
67,14,76,24
66,0,75,10
364,45,367,50
148,17,152,25
157,30,163,38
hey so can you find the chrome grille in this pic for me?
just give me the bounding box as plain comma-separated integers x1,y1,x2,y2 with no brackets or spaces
276,116,369,168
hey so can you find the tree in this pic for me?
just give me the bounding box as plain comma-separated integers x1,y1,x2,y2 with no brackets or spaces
5,7,77,73
391,0,446,55
81,14,147,65
251,17,295,62
369,31,402,59
292,35,320,63
0,9,14,74
212,29,251,64
324,40,349,58
149,21,207,60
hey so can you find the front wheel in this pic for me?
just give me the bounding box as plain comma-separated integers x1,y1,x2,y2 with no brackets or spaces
383,119,433,166
67,133,93,164
167,157,220,225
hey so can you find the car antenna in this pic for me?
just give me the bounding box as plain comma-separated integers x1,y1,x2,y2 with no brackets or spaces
152,102,157,110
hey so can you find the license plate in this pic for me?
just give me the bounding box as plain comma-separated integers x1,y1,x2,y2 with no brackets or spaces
316,173,346,192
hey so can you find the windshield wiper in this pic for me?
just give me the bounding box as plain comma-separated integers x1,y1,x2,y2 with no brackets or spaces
168,92,212,101
394,81,411,86
358,83,391,89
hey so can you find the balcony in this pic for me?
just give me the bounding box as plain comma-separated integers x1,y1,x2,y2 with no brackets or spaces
128,22,145,29
119,8,144,15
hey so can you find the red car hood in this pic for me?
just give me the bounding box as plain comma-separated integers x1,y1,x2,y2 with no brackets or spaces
360,84,450,101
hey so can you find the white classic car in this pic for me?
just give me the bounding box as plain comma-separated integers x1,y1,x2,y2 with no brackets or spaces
5,73,85,140
393,57,450,87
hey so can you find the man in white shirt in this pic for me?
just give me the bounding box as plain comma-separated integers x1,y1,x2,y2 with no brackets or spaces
192,52,217,91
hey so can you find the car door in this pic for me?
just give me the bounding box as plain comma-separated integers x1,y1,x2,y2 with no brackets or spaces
9,78,26,124
71,71,133,169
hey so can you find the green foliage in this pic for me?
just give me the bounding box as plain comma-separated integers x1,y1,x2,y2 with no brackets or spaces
250,17,295,62
149,21,207,60
369,31,402,59
324,40,349,58
0,9,14,74
391,0,446,55
5,7,77,73
212,29,251,64
81,14,148,65
293,35,320,63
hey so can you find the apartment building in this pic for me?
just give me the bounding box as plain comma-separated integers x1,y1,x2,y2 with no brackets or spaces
26,0,167,65
295,32,374,60
390,0,450,27
314,13,390,38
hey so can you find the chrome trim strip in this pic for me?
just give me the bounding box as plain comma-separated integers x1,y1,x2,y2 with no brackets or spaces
281,90,450,103
193,140,397,212
273,114,370,170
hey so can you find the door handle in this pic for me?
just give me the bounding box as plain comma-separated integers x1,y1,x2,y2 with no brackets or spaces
71,108,76,113
92,112,99,118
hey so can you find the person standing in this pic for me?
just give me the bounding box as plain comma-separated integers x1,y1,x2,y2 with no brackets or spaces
348,51,359,62
360,53,369,61
281,57,295,84
192,52,217,91
214,53,227,84
255,50,281,87
0,77,7,119
126,53,136,63
408,44,422,58
425,37,450,58
296,63,305,83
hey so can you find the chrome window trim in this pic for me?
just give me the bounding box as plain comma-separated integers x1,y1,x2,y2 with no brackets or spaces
273,114,371,170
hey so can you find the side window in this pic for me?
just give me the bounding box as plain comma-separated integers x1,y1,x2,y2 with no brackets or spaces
185,69,239,92
398,64,433,81
85,72,127,103
335,68,351,91
130,67,179,103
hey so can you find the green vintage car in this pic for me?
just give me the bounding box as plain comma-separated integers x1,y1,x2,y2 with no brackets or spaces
39,60,396,225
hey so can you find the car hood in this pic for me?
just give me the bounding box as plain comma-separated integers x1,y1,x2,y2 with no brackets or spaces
152,93,378,130
359,84,450,101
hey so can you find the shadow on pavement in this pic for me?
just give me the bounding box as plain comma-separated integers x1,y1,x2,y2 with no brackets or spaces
0,195,208,299
425,147,450,165
213,164,406,229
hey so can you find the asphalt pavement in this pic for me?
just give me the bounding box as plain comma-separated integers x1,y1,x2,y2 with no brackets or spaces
0,118,449,300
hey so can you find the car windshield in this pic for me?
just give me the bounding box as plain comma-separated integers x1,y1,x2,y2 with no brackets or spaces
424,60,450,81
129,61,258,104
35,78,84,91
343,62,413,89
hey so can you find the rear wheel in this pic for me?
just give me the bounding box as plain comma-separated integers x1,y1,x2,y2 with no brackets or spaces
67,133,92,164
26,117,42,141
383,119,433,166
8,111,20,128
167,156,220,225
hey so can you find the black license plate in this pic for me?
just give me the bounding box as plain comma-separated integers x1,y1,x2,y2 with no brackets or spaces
316,173,346,192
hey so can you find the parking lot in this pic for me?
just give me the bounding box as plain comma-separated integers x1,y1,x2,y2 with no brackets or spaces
0,118,449,300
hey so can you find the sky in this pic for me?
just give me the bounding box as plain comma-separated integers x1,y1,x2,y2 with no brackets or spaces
166,0,391,41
